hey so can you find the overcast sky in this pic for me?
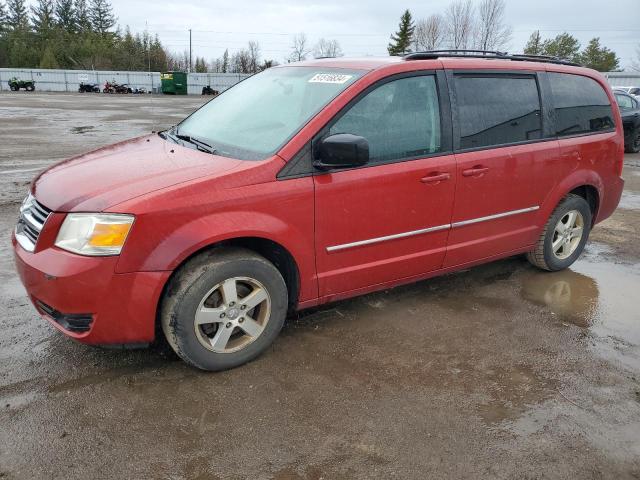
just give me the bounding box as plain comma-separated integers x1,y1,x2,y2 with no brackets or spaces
109,0,639,69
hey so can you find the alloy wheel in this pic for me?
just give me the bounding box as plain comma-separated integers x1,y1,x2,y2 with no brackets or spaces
552,210,584,260
193,277,271,353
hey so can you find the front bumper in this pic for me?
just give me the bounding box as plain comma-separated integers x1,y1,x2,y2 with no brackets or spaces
12,233,171,345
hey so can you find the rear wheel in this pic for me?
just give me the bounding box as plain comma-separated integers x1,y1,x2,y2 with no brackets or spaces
527,194,592,271
626,126,640,153
160,248,288,371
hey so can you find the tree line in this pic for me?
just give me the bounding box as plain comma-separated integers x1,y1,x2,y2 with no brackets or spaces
387,0,623,72
0,0,172,70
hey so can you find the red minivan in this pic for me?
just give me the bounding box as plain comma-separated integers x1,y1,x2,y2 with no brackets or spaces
13,52,625,371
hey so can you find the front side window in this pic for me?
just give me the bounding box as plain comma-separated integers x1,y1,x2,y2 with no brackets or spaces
454,75,542,150
328,75,442,163
548,73,615,137
178,67,364,160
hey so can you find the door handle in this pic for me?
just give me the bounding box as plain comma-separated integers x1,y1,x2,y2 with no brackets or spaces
420,172,451,184
462,166,489,177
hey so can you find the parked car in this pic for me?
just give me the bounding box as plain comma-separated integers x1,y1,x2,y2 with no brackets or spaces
13,53,625,371
614,86,640,100
614,91,640,153
8,77,35,91
78,82,100,93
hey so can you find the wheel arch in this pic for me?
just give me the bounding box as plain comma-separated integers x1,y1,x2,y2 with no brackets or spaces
156,236,301,325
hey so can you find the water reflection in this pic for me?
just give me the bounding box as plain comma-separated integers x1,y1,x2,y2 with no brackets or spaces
520,268,599,328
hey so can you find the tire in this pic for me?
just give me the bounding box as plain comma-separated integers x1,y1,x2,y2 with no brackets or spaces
9,85,17,91
625,126,640,154
26,84,34,91
527,194,592,271
160,248,288,371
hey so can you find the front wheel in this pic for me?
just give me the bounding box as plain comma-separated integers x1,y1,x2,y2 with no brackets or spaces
160,248,288,371
527,194,592,271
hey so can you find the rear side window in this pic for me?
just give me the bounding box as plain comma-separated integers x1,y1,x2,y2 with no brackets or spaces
329,75,441,163
454,75,542,150
548,73,614,137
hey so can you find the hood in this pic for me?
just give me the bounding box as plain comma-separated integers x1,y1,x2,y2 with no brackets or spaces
32,135,243,212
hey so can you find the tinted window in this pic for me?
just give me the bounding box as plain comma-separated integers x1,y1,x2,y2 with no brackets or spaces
548,73,614,137
329,75,441,163
454,75,542,149
616,93,634,109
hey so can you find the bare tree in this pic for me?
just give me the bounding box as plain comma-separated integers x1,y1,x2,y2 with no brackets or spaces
474,0,512,51
445,0,474,50
289,33,310,62
248,41,261,73
632,43,640,71
313,38,343,58
413,14,446,51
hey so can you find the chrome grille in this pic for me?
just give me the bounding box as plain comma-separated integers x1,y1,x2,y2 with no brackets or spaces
15,194,52,252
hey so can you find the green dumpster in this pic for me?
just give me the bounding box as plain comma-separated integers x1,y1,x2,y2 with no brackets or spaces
161,71,188,95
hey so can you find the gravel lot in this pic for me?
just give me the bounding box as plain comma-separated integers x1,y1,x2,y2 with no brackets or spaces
1,92,639,480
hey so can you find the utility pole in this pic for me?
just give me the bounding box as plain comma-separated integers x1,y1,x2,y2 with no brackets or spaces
189,29,192,73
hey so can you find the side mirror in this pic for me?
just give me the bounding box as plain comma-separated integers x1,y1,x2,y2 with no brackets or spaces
314,133,369,169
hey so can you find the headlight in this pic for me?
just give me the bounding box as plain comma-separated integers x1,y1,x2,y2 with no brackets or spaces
55,213,134,256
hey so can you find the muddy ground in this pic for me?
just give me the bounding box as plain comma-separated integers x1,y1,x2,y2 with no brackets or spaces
0,92,639,480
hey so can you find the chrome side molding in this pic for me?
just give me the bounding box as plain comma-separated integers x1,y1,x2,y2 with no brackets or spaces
451,206,540,228
326,224,451,252
326,206,539,252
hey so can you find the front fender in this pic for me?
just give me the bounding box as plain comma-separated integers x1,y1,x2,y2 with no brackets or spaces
113,175,317,303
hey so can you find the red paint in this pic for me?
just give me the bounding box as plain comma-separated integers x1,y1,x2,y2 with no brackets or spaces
13,57,625,345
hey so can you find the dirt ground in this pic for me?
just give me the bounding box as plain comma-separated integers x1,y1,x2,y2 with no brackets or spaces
1,92,639,480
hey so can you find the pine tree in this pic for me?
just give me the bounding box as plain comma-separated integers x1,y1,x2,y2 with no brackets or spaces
31,0,55,35
222,48,229,73
195,56,207,72
74,0,90,32
578,37,620,72
388,9,415,56
39,44,58,67
0,1,8,33
90,0,115,34
542,33,580,62
6,0,29,30
55,0,75,32
524,31,543,55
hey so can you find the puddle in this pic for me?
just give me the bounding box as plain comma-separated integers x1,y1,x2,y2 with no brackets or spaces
71,125,95,134
518,252,640,371
618,191,640,210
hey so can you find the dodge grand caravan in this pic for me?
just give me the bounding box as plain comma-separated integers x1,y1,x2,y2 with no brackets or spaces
13,52,625,371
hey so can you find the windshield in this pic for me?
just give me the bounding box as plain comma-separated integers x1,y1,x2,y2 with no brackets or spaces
176,67,364,160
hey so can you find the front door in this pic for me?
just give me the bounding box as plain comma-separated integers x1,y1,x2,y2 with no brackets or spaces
313,73,456,298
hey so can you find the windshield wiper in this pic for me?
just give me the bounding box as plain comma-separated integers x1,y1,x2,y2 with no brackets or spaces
161,127,218,155
175,133,218,155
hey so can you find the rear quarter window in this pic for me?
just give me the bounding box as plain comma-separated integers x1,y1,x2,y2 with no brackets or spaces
548,73,615,137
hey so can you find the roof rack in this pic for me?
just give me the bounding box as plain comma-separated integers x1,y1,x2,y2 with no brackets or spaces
403,50,581,67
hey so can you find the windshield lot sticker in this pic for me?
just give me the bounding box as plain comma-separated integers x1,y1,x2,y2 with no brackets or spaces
308,73,353,84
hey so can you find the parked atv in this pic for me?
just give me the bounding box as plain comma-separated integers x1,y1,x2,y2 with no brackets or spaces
202,85,219,96
132,87,148,94
8,77,35,92
79,82,100,93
